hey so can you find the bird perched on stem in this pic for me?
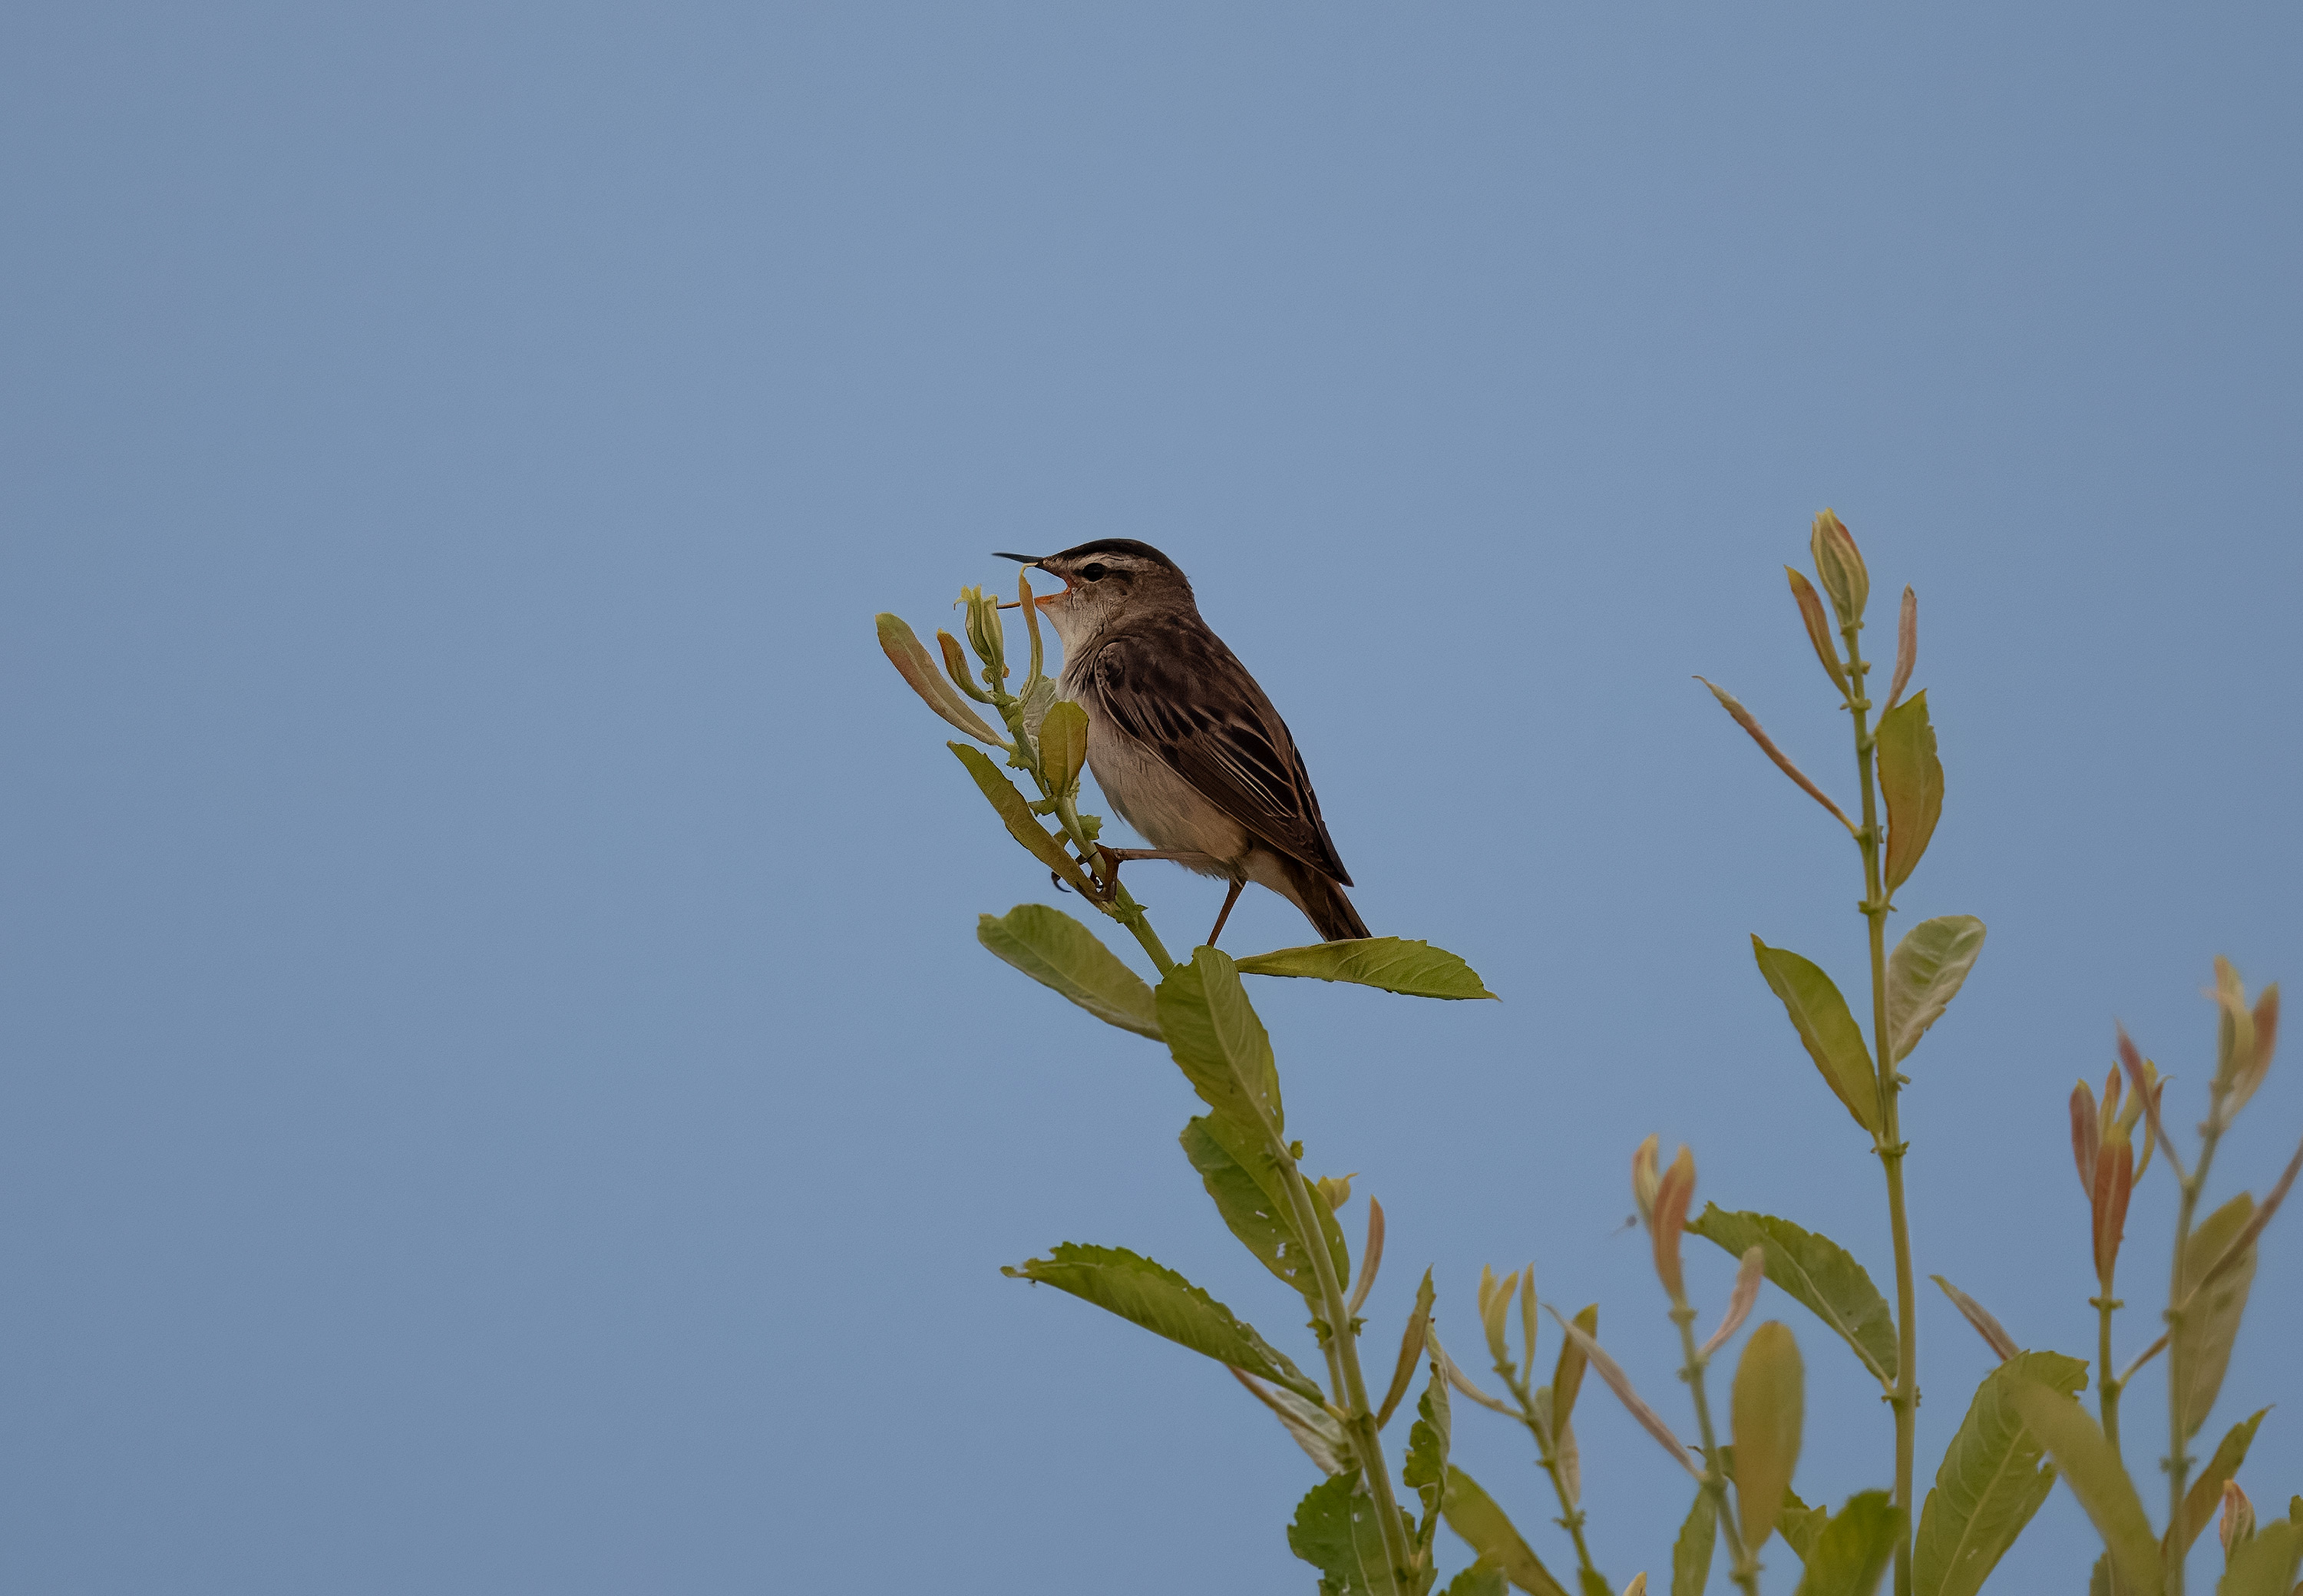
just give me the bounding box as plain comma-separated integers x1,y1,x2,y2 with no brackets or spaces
993,540,1368,947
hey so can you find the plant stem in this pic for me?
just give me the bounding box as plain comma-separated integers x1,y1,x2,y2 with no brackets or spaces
2093,1289,2123,1459
2163,1124,2222,1596
1674,1301,1759,1596
1843,619,1920,1596
1273,1135,1415,1593
1502,1373,1605,1593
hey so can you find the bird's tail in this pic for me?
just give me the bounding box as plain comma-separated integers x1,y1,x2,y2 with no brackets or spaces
1274,856,1370,943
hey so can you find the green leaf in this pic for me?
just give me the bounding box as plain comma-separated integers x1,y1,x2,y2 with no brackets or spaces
1234,937,1498,1000
1792,1491,1903,1596
1290,1471,1396,1596
1444,1561,1511,1596
1876,689,1944,894
1156,948,1285,1142
2176,1193,2258,1442
1001,1242,1323,1403
1689,1207,1896,1387
2007,1379,2163,1596
977,904,1161,1039
1234,1366,1351,1475
948,742,1099,895
1181,1116,1343,1305
1039,699,1089,793
1672,1487,1719,1596
2219,1520,2303,1596
1751,938,1880,1132
2172,1409,2269,1557
1779,1489,1830,1563
1733,1322,1806,1552
877,612,1004,745
1406,1351,1453,1549
1442,1467,1571,1596
1884,916,1987,1066
1912,1350,2089,1596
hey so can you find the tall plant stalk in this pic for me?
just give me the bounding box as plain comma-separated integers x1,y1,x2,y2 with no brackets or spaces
2163,1122,2220,1596
1841,616,1921,1595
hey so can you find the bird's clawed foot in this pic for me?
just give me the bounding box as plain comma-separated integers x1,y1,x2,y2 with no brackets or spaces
1089,846,1222,906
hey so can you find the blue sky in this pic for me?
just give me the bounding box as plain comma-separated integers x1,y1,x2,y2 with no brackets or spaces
3,5,2299,1591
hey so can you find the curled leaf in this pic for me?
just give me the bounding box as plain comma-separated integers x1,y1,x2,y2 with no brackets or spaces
1810,508,1870,628
1930,1275,2020,1363
1347,1195,1386,1317
877,613,1004,744
1546,1307,1700,1478
1697,679,1859,835
1787,567,1850,696
1702,1247,1766,1358
1378,1269,1439,1429
1039,699,1089,795
1885,586,1917,710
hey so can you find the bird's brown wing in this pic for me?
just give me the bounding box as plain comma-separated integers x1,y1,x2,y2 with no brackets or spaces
1086,626,1353,886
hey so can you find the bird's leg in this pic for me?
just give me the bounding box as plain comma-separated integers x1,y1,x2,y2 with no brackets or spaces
1205,877,1246,948
1090,846,1221,904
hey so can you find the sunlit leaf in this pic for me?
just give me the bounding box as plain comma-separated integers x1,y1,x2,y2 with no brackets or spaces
1884,916,1987,1065
1733,1322,1805,1552
1234,937,1498,1000
2176,1193,2258,1441
2171,1409,2268,1557
1182,1115,1343,1305
1039,699,1089,794
948,742,1099,895
876,613,1003,744
1690,1207,1895,1386
1002,1242,1322,1403
1751,938,1880,1132
1876,689,1944,894
977,904,1161,1039
2218,1519,2303,1595
1792,1491,1902,1596
1912,1350,2087,1596
1156,948,1285,1142
1290,1471,1395,1596
1442,1468,1571,1596
1672,1486,1718,1596
2007,1380,2163,1595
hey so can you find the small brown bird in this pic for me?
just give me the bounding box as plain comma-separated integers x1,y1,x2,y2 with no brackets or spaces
994,540,1369,947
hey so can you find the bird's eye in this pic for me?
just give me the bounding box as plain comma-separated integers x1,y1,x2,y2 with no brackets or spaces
1080,563,1108,581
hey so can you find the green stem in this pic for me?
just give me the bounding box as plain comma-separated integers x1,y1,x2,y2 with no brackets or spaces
1844,620,1919,1596
1502,1372,1605,1593
2093,1289,2123,1459
1674,1302,1759,1596
1273,1136,1414,1593
2164,1126,2222,1596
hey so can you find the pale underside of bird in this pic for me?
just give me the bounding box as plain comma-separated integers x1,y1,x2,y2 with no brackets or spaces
993,539,1369,947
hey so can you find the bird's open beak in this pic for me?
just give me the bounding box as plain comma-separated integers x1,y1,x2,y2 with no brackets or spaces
993,552,1065,610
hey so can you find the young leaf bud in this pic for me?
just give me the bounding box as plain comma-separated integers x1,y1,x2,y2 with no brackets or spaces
962,587,1008,684
2220,1479,2255,1556
1316,1173,1356,1211
1809,509,1870,629
1786,567,1849,696
1632,1135,1661,1226
937,629,996,704
1885,586,1918,709
1483,1269,1520,1372
2070,1079,2100,1195
2091,1140,2133,1287
1518,1268,1538,1376
1652,1146,1696,1303
1039,700,1089,797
